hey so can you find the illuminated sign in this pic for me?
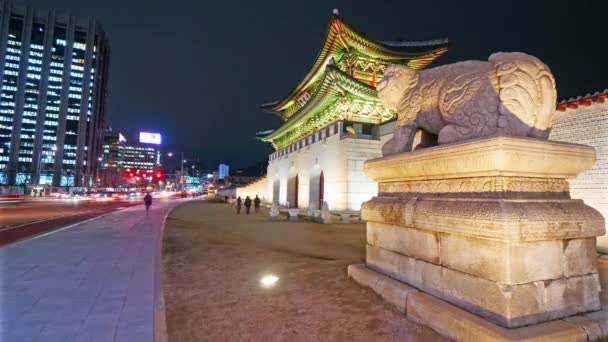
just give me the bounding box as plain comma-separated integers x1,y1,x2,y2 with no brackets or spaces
118,133,127,143
185,176,200,184
139,132,162,145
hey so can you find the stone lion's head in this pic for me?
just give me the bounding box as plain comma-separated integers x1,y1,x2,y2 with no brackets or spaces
376,65,419,112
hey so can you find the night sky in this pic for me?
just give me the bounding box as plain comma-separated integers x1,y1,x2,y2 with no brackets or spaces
15,0,608,169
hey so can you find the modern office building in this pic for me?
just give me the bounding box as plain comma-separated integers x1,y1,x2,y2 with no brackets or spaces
0,0,110,187
101,129,125,168
121,143,157,173
98,128,124,186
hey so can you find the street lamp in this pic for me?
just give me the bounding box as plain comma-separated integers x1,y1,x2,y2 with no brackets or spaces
168,151,186,189
168,151,185,178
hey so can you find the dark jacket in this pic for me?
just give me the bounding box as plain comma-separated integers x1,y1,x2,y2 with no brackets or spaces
244,198,252,207
144,194,152,205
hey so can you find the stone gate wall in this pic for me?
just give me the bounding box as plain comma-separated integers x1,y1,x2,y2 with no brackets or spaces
550,101,608,251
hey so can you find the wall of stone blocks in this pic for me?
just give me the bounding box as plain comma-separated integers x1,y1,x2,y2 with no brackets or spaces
344,138,382,211
236,177,268,203
550,103,608,251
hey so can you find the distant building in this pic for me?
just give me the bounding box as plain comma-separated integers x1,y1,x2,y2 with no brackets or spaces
99,130,161,186
218,163,229,179
102,129,125,168
0,0,110,187
99,129,124,186
121,143,157,173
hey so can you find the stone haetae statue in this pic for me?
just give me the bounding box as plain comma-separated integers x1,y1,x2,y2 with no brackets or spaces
377,52,557,156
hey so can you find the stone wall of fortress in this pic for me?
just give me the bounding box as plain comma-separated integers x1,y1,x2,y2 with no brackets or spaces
236,176,268,203
550,102,608,251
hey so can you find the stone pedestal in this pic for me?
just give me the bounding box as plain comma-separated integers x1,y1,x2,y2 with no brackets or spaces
286,209,300,221
321,202,331,224
269,203,280,220
350,136,607,339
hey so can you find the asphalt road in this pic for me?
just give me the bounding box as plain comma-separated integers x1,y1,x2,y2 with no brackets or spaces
0,199,141,246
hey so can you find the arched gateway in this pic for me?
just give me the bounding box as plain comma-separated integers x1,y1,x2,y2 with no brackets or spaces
309,168,324,210
287,173,298,208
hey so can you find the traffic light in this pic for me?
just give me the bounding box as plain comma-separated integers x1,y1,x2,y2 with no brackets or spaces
155,172,162,179
142,172,147,178
129,172,135,178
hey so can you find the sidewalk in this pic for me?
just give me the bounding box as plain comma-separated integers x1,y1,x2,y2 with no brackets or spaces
0,199,184,342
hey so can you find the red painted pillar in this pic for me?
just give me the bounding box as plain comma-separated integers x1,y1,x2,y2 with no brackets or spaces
295,174,299,208
319,171,324,209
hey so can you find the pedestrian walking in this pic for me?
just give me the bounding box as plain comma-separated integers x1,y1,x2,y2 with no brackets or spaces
254,195,261,214
236,196,242,215
244,196,252,215
144,191,152,214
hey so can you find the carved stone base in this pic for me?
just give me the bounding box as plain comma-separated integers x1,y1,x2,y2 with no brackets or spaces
367,244,599,328
358,136,605,329
348,264,608,341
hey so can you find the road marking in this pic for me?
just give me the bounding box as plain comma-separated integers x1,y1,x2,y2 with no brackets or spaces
1,204,138,246
0,213,83,231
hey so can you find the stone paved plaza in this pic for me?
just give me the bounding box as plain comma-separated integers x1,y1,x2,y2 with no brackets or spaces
0,199,182,342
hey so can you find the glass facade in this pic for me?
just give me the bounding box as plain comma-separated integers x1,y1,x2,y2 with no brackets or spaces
42,26,66,180
0,16,23,177
16,21,45,180
102,131,123,168
0,3,109,187
61,30,87,171
84,43,96,167
121,144,157,173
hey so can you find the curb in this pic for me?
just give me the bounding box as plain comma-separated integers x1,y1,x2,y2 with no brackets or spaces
153,199,195,342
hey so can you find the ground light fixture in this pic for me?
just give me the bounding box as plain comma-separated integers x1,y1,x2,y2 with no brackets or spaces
259,274,279,288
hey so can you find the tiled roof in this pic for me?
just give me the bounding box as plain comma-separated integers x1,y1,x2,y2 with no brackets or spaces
265,11,448,116
556,89,608,112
